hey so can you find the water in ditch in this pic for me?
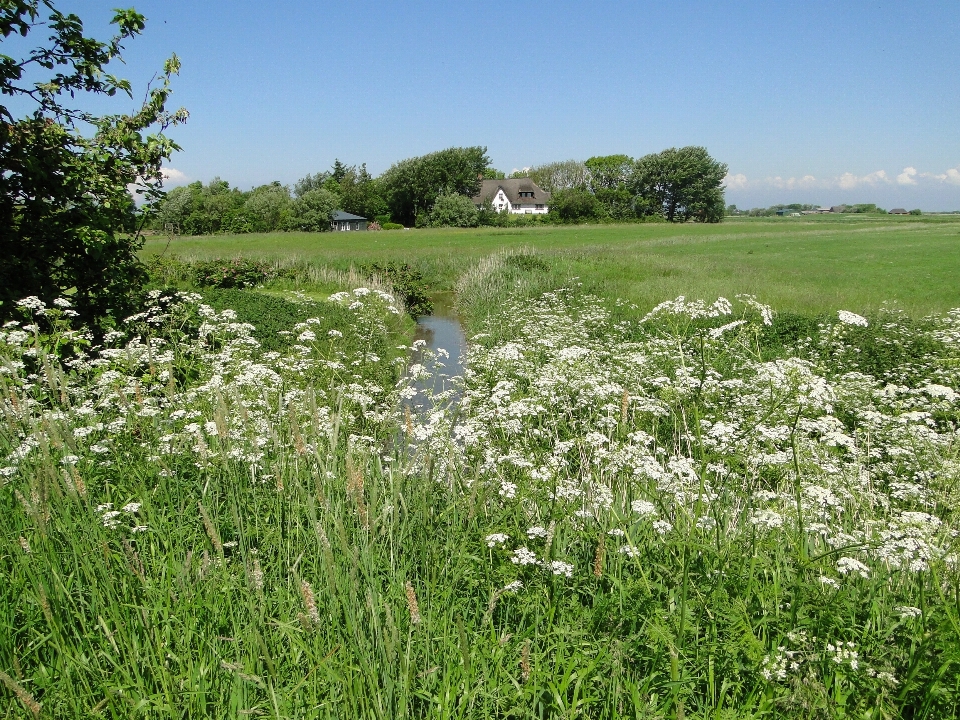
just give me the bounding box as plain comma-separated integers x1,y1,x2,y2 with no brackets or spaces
405,292,467,414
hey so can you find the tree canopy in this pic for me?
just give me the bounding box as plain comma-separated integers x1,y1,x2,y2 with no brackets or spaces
148,146,730,231
379,146,490,226
0,1,186,327
630,146,727,223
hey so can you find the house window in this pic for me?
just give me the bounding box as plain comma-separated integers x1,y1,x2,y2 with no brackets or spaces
536,204,544,209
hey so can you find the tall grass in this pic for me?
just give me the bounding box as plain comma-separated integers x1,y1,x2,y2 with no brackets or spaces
2,265,960,717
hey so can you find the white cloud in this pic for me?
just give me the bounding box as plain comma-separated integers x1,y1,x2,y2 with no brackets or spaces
723,173,747,190
930,167,960,185
837,170,889,189
766,174,819,190
897,167,918,185
161,167,188,184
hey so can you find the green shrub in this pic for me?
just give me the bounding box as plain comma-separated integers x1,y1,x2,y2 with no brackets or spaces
363,261,433,316
428,192,479,228
193,258,274,288
382,222,404,230
549,187,601,222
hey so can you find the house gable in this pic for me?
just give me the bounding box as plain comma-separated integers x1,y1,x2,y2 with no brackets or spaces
472,178,551,214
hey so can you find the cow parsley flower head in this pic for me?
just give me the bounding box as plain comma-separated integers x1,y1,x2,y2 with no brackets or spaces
838,310,869,327
837,556,870,578
631,499,657,517
510,547,539,565
485,533,509,547
652,520,673,536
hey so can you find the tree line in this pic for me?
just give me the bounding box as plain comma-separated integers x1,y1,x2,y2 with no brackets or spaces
727,203,921,217
150,146,728,234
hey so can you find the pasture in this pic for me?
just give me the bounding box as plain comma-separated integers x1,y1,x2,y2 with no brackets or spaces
142,214,960,317
3,215,960,718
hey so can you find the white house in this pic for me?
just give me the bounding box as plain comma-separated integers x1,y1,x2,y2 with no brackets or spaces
472,178,551,214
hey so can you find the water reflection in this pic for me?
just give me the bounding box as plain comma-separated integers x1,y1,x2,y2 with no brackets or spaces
406,293,466,413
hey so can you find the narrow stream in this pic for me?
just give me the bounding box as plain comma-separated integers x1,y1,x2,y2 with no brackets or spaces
405,292,467,413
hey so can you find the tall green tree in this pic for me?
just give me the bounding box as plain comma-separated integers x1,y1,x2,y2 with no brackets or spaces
288,188,339,231
630,146,727,223
335,163,387,220
379,146,490,226
0,1,187,327
527,160,590,193
243,182,292,232
584,154,633,191
585,154,635,220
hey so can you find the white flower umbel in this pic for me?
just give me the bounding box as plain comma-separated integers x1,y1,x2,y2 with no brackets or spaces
837,557,870,579
837,310,869,327
485,533,509,548
510,547,539,565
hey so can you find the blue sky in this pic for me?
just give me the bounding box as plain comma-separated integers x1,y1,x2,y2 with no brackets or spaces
46,0,960,209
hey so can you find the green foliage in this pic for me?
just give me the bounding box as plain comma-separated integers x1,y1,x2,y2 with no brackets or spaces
0,1,187,328
243,182,293,232
630,146,727,222
477,207,553,228
585,154,633,190
910,208,923,215
154,178,249,235
363,261,433,316
381,222,404,230
379,146,491,226
200,288,319,351
296,160,387,220
192,258,276,289
527,159,590,193
428,191,480,228
288,188,340,232
483,168,506,179
550,187,601,222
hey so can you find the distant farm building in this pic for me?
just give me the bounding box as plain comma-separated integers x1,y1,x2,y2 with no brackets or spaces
331,211,368,231
472,178,551,214
889,208,909,215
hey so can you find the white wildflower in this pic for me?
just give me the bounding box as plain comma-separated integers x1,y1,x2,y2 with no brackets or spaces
485,533,509,548
838,310,869,327
895,606,922,619
836,557,870,579
510,547,539,566
631,499,657,517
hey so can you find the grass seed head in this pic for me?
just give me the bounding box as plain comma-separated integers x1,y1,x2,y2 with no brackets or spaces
300,580,320,625
405,580,421,625
593,536,605,578
198,501,223,555
0,670,40,719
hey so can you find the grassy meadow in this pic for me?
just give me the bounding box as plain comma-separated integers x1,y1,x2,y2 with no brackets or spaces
142,214,960,317
3,215,960,718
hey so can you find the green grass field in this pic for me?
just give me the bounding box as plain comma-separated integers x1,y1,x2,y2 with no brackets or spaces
143,215,960,316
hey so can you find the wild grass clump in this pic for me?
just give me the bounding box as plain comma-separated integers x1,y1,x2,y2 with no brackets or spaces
2,281,960,717
454,247,562,333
